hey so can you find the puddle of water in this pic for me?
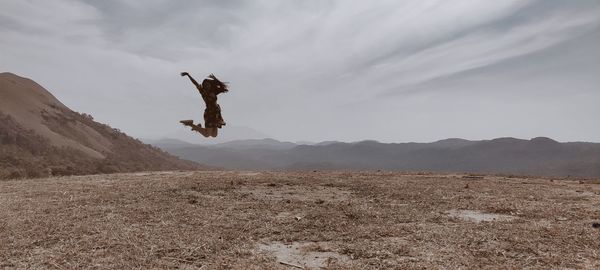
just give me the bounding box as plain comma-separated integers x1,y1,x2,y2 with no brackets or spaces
258,241,349,269
447,210,515,223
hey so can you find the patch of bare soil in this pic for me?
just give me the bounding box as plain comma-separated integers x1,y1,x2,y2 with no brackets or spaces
238,172,262,176
236,183,352,202
1,171,600,269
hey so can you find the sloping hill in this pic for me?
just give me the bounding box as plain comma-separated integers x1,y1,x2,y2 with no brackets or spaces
0,72,203,179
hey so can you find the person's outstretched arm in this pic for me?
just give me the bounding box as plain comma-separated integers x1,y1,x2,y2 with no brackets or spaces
180,72,204,94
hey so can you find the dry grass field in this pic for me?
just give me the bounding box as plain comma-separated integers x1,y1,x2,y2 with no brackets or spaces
1,171,600,269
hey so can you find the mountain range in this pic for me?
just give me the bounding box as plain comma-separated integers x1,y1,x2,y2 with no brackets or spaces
150,137,600,177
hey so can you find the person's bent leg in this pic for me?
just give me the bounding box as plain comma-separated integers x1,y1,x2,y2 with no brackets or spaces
191,123,211,137
198,128,211,138
210,128,218,137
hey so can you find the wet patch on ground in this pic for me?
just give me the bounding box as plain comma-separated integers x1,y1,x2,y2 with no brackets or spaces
446,210,516,222
258,241,349,269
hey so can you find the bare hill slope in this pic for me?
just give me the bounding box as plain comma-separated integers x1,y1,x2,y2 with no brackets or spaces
0,72,202,179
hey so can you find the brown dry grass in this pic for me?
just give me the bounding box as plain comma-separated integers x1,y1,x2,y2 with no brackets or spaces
1,171,600,269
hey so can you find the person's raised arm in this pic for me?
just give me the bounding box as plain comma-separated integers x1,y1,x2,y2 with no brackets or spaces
180,72,204,94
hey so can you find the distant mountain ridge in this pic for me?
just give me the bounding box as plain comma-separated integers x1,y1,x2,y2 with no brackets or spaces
152,137,600,177
0,72,204,179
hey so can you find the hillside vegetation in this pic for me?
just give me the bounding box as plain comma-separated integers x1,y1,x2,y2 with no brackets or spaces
0,72,201,179
0,110,198,179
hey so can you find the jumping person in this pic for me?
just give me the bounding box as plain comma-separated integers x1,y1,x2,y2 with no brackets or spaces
179,72,228,137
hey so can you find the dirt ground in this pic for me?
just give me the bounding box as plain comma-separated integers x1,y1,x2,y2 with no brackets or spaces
1,171,600,269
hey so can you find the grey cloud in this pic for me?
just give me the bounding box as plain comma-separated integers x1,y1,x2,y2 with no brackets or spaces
1,0,599,143
79,0,253,59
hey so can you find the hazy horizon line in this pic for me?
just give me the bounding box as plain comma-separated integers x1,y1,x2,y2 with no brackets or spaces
144,136,600,145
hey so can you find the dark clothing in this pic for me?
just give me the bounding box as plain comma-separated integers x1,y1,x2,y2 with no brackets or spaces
198,82,225,128
204,104,224,128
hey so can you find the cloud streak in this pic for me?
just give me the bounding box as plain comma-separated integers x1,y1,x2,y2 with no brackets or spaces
1,0,599,143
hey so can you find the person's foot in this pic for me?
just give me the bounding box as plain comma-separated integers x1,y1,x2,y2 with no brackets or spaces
179,120,194,126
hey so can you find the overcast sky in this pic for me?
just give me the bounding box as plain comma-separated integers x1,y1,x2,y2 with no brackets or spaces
1,0,599,143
